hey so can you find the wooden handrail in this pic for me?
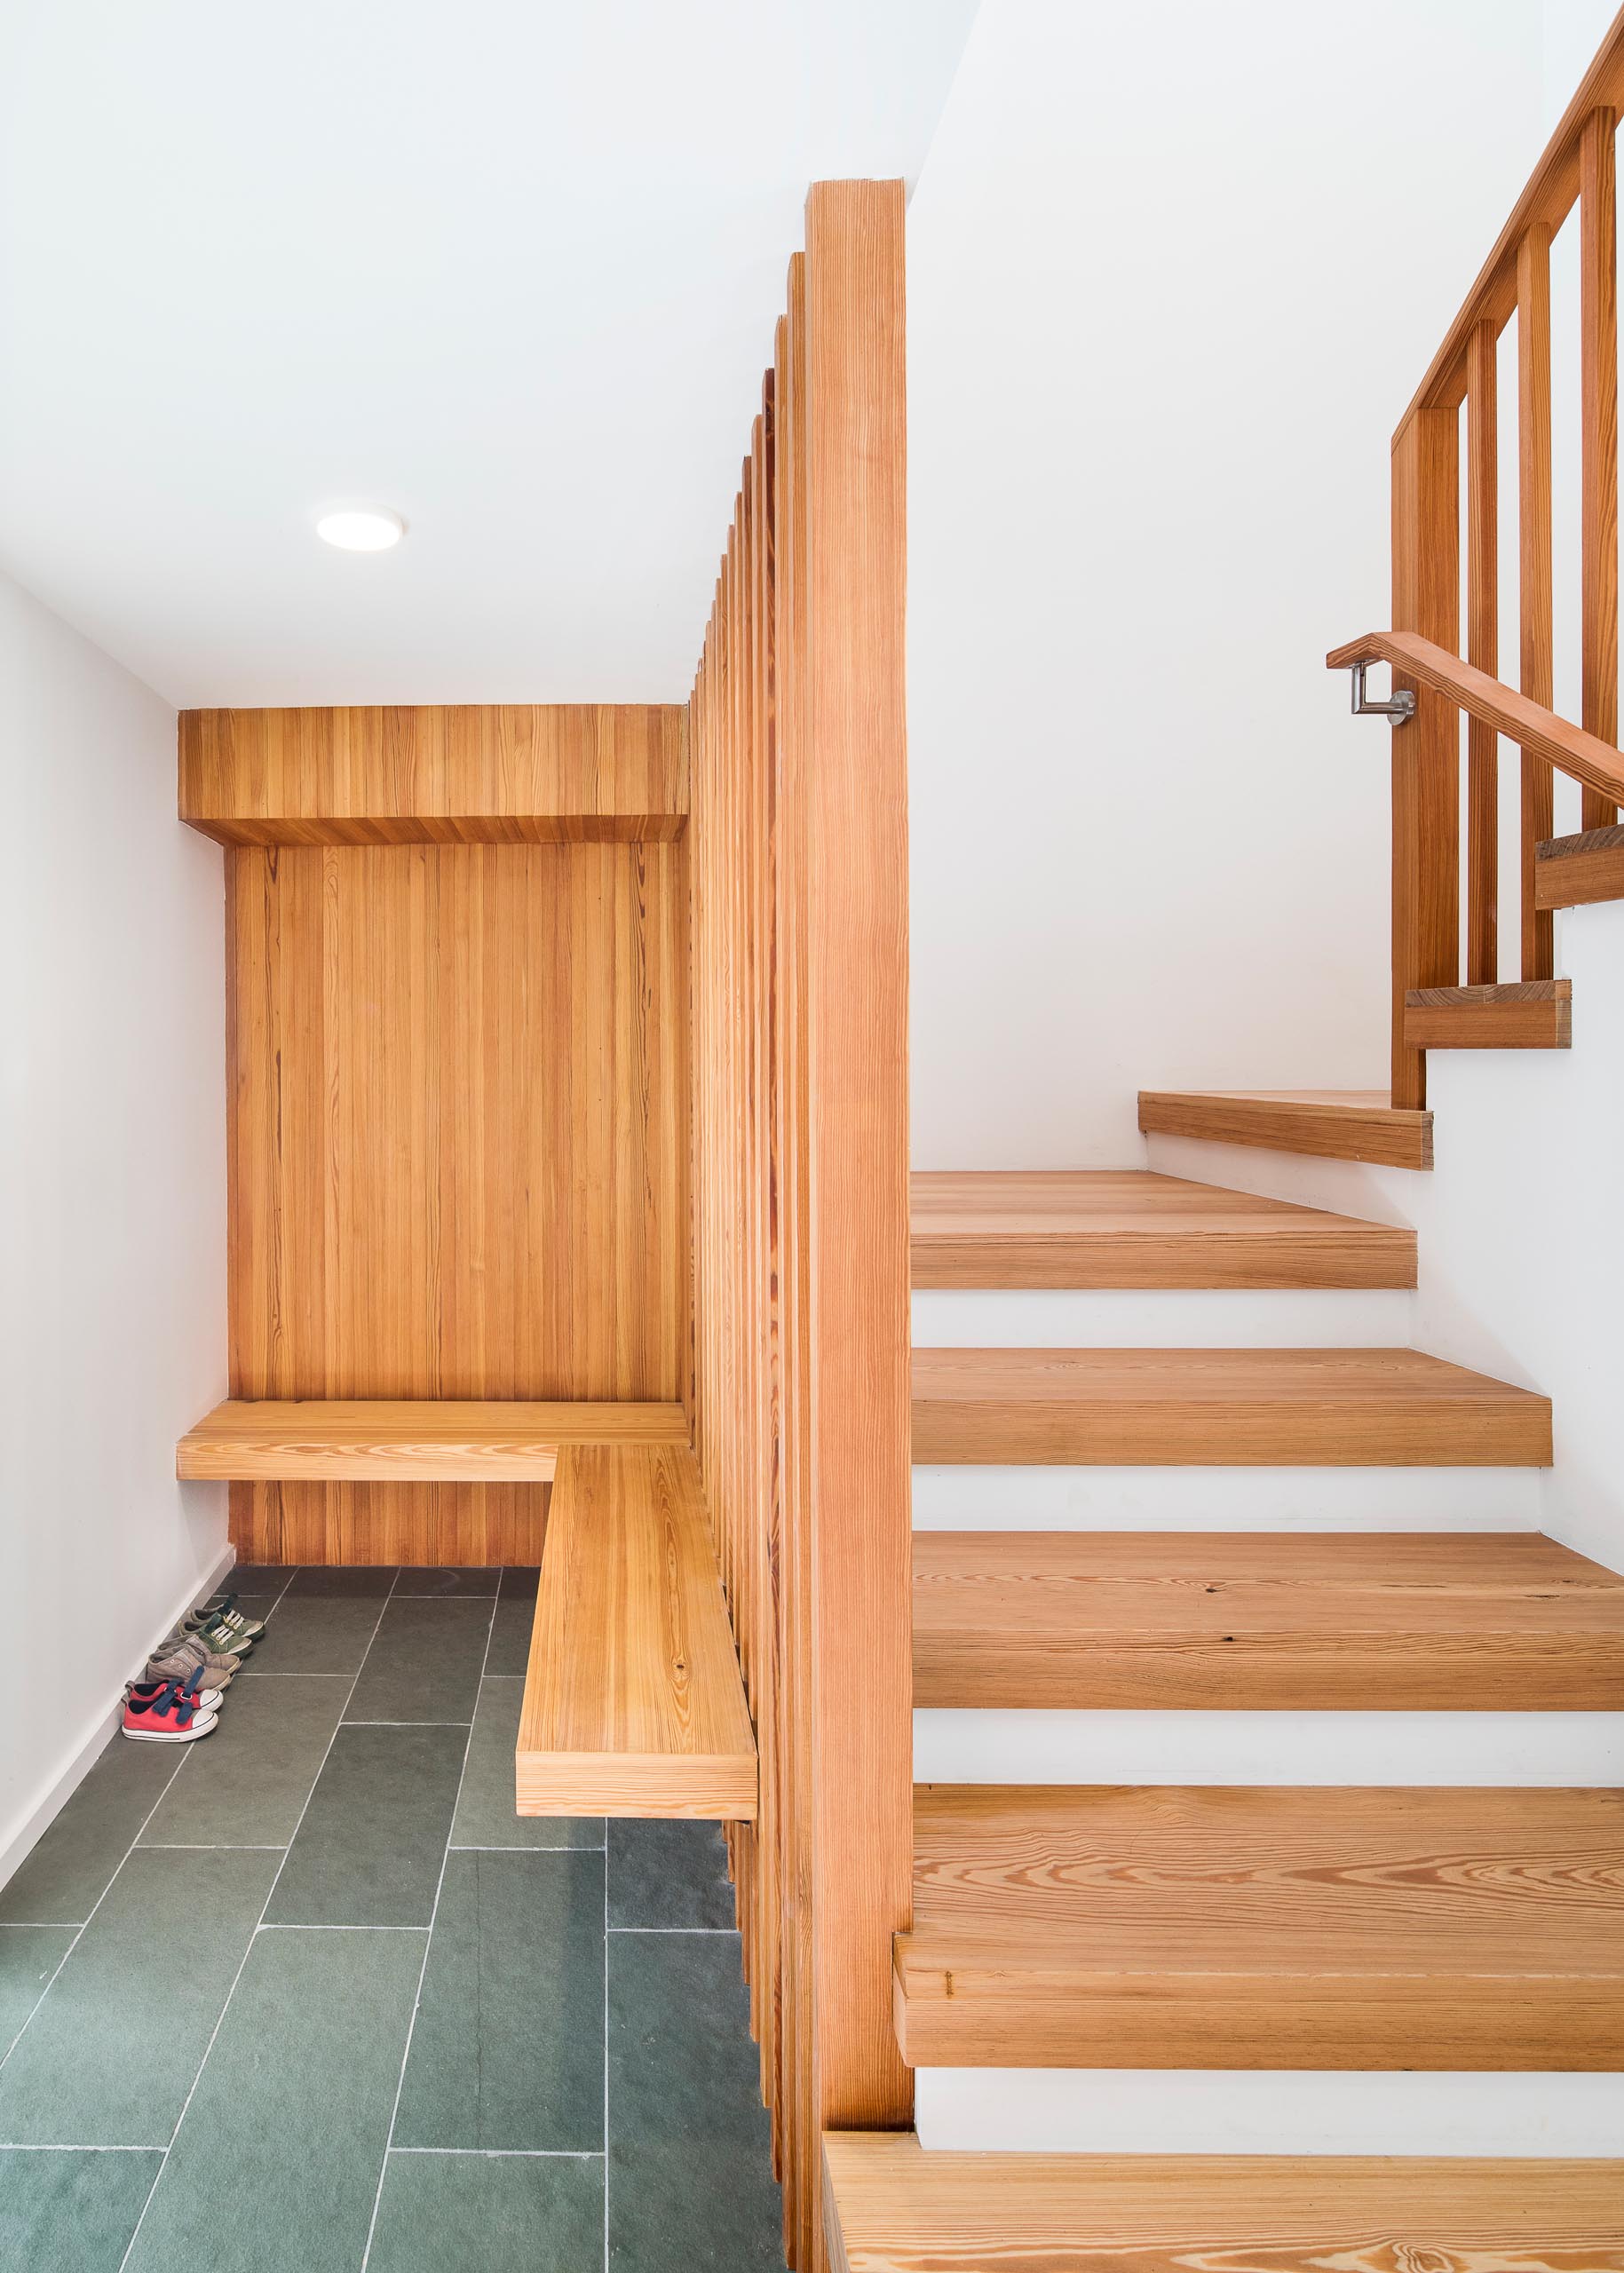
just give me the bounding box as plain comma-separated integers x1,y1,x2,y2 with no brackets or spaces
1403,7,1624,421
1328,631,1624,810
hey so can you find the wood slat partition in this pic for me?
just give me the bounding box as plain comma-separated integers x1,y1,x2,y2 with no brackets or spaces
689,181,912,2272
1344,8,1624,1096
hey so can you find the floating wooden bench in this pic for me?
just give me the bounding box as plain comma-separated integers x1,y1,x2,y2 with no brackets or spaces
176,1398,688,1483
515,1442,757,1820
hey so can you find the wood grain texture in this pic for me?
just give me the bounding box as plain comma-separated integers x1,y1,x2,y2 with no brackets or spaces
1327,630,1624,811
180,704,687,842
1389,408,1461,1109
515,1444,757,1820
912,1531,1624,1711
897,1784,1624,2069
1404,5,1624,419
1404,978,1572,1049
226,1479,551,1566
822,2133,1624,2273
910,1348,1551,1469
179,1398,685,1480
1537,820,1624,907
224,837,688,1563
909,1172,1415,1291
1137,1089,1433,1169
688,187,912,2268
1580,107,1620,830
1520,223,1557,978
1466,320,1500,984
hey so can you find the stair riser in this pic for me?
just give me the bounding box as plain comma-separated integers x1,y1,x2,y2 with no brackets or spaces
912,1709,1624,1786
913,2068,1624,2157
912,1464,1543,1531
897,1980,1624,2071
913,1288,1414,1349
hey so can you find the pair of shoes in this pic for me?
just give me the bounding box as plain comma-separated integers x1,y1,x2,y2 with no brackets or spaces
183,1594,266,1651
143,1634,242,1691
123,1666,222,1744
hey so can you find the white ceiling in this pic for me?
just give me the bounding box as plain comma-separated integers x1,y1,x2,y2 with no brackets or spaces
0,0,978,706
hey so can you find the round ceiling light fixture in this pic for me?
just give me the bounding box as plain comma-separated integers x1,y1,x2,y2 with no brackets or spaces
315,503,407,552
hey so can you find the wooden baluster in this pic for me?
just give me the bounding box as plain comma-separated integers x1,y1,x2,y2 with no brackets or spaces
1466,320,1499,984
1390,407,1461,1109
1518,224,1556,978
1581,107,1620,828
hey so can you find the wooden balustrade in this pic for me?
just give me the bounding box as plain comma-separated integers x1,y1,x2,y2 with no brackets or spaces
688,180,912,2272
1344,8,1624,1105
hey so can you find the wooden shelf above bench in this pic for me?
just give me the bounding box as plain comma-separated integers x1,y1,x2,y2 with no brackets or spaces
177,1398,689,1484
516,1443,757,1821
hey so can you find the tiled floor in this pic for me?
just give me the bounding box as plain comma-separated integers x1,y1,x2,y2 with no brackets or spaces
0,1565,787,2273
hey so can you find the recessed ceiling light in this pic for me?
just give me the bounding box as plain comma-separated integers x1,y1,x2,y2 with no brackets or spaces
315,504,406,552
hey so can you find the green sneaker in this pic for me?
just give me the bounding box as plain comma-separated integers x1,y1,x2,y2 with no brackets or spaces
185,1592,265,1643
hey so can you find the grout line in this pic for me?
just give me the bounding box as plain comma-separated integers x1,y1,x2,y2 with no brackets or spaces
448,1844,606,1854
255,1921,427,1933
387,2146,603,2159
115,1568,403,2273
358,1583,500,2272
606,1925,736,1935
138,1844,287,1853
0,2142,165,2154
603,1785,610,2273
341,1721,473,1730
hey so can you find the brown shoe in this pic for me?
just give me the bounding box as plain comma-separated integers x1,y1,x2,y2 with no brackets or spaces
146,1636,242,1689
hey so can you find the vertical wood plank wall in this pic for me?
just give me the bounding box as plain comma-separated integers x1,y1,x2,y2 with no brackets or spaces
689,181,913,2271
190,705,692,1565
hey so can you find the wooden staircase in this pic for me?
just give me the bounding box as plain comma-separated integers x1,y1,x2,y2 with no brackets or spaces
830,1166,1624,2269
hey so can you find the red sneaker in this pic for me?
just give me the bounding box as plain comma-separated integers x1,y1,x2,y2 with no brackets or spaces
123,1676,219,1743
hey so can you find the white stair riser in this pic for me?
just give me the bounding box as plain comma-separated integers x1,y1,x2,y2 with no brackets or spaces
914,2068,1624,2156
911,1463,1542,1531
914,1287,1414,1349
914,1709,1624,1786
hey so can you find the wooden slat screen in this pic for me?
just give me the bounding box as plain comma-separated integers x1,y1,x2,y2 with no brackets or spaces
688,180,912,2272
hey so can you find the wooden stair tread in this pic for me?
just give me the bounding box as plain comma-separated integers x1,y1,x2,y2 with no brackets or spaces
176,1398,689,1483
896,1785,1624,2068
913,1531,1624,1709
909,1170,1415,1290
1137,1089,1433,1169
1536,820,1624,909
1405,980,1572,1049
911,1348,1552,1467
515,1442,757,1820
822,2132,1624,2273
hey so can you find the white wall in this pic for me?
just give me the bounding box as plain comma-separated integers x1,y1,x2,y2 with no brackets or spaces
907,0,1547,1166
0,574,228,1887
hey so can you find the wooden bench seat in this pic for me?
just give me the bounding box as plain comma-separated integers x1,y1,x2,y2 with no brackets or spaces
515,1442,757,1820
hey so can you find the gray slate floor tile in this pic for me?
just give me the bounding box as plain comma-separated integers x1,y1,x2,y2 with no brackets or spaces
123,1926,422,2273
452,1678,602,1851
391,1566,501,1596
265,1724,466,1928
235,1593,385,1677
0,1927,75,2061
481,1566,540,1675
344,1597,492,1724
368,2150,602,2273
608,1818,737,1930
608,1929,785,2273
283,1565,398,1597
0,1849,279,2147
0,2148,162,2272
394,1851,605,2151
138,1675,350,1848
0,1738,184,1926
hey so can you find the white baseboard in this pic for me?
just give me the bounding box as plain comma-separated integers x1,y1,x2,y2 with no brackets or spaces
911,1463,1542,1530
915,2067,1624,2156
914,1707,1624,1786
0,1542,237,1896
